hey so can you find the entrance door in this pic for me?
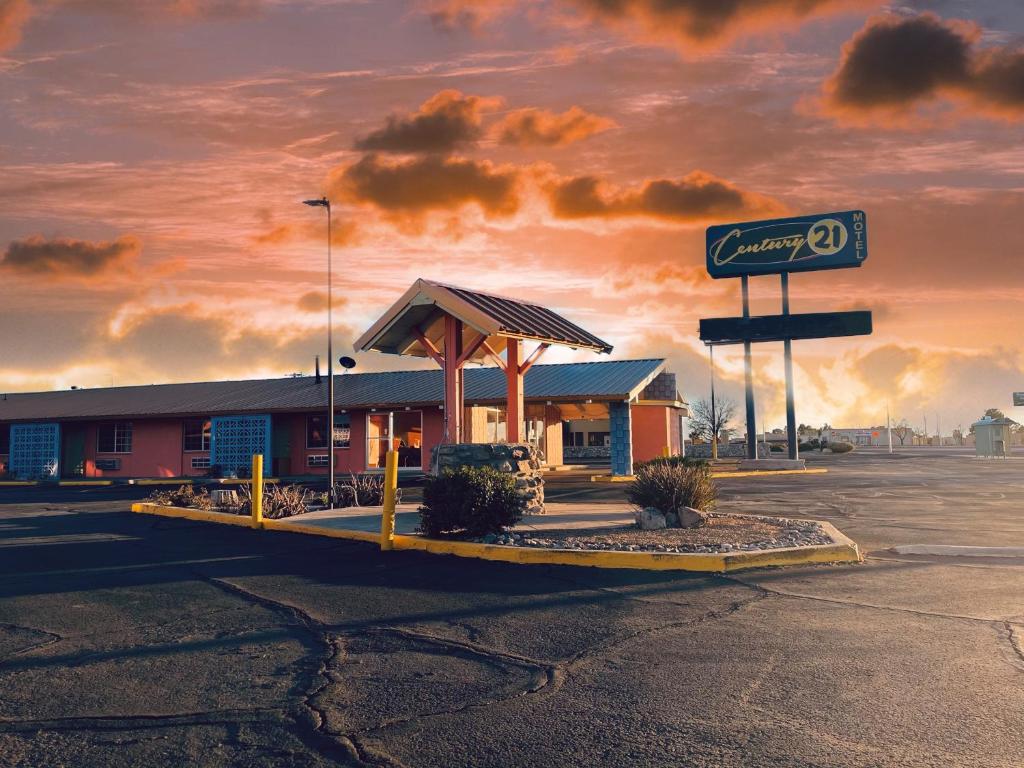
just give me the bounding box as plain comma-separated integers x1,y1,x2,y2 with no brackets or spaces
367,411,423,469
61,426,86,478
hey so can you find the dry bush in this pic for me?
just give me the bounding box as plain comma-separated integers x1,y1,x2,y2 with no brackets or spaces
828,441,855,454
238,483,311,519
333,473,402,507
627,462,717,520
145,484,212,510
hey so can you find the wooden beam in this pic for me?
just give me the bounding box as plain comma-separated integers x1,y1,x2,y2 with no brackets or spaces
518,342,550,376
414,326,445,368
506,339,524,443
456,331,488,368
480,340,507,371
443,315,464,444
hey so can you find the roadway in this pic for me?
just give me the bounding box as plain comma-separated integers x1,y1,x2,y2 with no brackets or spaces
1,450,1022,767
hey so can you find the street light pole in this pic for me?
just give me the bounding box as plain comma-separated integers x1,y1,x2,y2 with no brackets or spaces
709,344,718,461
303,197,334,506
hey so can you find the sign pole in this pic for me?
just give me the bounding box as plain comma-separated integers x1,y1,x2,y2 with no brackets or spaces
781,272,798,461
741,275,757,460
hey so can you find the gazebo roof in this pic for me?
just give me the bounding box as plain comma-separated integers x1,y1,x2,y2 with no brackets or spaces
354,279,613,362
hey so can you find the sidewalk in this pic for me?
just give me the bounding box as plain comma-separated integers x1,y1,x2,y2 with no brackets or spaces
274,502,637,537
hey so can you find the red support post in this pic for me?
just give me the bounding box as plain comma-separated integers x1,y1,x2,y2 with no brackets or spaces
506,339,524,443
443,315,464,443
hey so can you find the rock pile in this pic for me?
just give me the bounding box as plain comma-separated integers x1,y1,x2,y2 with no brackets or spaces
430,442,545,515
636,506,709,530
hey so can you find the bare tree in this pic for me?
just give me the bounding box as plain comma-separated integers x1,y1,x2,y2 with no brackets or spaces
690,397,736,458
891,419,912,446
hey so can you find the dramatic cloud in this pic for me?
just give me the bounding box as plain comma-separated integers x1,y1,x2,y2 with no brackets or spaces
353,90,500,154
251,219,357,248
823,13,1024,122
296,291,327,313
423,0,878,49
493,106,615,147
546,170,782,223
0,235,141,279
330,153,521,218
58,0,263,19
0,0,31,51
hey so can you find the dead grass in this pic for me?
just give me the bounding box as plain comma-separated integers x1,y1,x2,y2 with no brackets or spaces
525,513,787,547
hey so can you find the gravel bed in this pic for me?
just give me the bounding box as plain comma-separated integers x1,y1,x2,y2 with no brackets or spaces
473,513,833,554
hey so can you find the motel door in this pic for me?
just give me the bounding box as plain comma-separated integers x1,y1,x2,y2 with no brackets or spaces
61,426,86,478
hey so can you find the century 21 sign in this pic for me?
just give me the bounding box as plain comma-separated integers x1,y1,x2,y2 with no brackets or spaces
706,210,867,279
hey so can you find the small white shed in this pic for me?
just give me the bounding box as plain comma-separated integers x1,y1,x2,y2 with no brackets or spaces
972,417,1014,458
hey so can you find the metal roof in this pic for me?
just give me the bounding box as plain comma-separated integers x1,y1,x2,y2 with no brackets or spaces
0,359,667,423
354,279,613,361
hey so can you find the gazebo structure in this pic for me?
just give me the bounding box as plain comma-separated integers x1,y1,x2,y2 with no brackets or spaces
354,278,613,449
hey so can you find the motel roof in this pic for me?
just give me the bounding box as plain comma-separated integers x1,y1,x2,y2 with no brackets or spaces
355,279,614,360
0,359,668,423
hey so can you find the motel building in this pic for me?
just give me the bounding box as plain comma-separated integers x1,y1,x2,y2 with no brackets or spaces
0,281,687,482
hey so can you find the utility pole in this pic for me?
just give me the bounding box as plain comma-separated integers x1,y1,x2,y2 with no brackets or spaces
709,345,718,460
936,412,940,446
887,403,893,454
923,413,928,446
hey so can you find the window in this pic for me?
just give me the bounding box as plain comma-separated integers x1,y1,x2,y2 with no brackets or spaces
97,422,132,453
183,418,211,452
0,427,8,455
307,413,351,449
190,456,211,470
307,454,331,467
588,431,610,448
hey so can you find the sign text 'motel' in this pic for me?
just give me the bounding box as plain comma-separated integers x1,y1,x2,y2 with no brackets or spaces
706,209,867,279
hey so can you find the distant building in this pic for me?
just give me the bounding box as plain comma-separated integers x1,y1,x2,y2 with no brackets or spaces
972,417,1014,458
823,427,887,446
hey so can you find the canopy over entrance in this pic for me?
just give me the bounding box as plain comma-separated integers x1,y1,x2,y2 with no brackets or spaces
354,279,613,444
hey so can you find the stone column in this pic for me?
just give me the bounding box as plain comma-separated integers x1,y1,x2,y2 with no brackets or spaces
609,401,633,477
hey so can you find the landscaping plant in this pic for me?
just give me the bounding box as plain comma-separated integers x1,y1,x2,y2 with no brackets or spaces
418,466,523,538
239,483,311,519
145,484,213,510
626,461,717,528
828,441,855,454
333,473,402,507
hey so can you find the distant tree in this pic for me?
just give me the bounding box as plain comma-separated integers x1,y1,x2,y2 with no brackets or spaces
892,419,912,446
690,398,736,458
969,409,1009,434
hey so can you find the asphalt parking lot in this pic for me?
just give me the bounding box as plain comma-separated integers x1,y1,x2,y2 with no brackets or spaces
1,450,1022,767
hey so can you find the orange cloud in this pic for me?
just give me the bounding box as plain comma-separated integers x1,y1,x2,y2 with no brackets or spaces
493,106,615,147
354,90,501,154
251,219,357,248
0,0,31,51
545,170,782,223
58,0,262,19
422,0,879,49
0,234,141,280
329,153,522,219
822,13,1024,123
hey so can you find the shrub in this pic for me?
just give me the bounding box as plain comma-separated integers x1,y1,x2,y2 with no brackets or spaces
145,484,212,510
769,443,784,453
419,466,523,538
798,441,814,452
238,483,311,519
333,473,402,507
633,455,708,471
626,461,717,518
829,441,855,454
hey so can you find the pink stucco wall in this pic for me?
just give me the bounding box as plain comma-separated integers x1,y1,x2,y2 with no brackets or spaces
631,405,670,463
85,419,183,478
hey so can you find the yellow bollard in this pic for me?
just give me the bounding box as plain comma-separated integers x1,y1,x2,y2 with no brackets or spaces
251,454,264,529
380,450,398,550
662,445,671,458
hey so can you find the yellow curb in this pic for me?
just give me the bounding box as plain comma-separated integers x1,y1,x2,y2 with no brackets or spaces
58,480,114,486
133,478,196,486
131,502,254,528
590,475,635,483
130,503,861,573
714,468,828,479
131,478,279,486
0,481,39,486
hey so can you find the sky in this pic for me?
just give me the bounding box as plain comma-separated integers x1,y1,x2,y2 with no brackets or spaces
0,0,1022,435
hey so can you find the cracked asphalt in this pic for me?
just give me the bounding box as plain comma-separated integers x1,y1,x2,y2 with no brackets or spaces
1,449,1022,767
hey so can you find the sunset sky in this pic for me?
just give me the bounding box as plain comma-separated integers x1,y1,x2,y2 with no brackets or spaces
1,0,1022,435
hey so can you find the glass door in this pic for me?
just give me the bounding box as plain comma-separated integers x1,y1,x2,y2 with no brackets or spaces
367,411,423,469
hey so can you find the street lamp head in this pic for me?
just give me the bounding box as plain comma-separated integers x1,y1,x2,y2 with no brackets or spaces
303,197,330,208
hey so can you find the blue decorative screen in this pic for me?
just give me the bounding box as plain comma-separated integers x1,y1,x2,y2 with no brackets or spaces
210,415,271,477
10,423,60,480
